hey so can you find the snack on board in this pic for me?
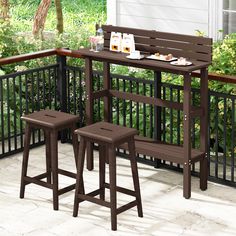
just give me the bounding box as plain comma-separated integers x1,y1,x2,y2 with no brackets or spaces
154,52,173,60
177,57,187,65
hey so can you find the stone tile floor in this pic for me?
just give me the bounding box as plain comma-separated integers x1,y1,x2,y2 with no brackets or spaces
0,143,236,236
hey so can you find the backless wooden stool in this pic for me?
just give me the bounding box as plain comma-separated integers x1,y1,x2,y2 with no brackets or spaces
73,121,143,231
19,109,80,210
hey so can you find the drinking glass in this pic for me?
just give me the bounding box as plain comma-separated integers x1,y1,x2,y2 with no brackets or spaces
89,36,95,51
89,36,100,52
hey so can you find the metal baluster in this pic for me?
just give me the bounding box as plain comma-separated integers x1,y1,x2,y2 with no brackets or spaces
231,99,235,182
129,80,132,128
13,76,17,150
48,68,52,109
136,81,139,131
116,78,119,125
223,97,227,180
143,83,146,137
31,72,36,144
150,83,153,138
79,70,83,127
43,69,46,109
122,79,126,126
170,87,173,144
54,66,58,109
7,78,11,152
0,78,5,154
177,89,181,168
163,86,166,143
215,97,219,178
73,69,77,115
98,74,101,121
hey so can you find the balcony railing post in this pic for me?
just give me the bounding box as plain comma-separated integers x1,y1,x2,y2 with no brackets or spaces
57,54,68,143
154,71,162,168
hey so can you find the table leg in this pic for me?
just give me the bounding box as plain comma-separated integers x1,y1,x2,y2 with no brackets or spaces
200,68,208,190
85,58,94,170
154,71,162,168
183,72,191,199
103,62,111,122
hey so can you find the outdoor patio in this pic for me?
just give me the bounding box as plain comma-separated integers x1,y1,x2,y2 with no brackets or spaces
1,143,236,236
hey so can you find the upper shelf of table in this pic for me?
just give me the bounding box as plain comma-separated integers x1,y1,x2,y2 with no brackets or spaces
77,25,213,74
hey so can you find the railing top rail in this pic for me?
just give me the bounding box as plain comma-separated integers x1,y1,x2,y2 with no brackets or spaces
56,48,84,58
0,48,235,84
192,71,236,84
0,49,57,66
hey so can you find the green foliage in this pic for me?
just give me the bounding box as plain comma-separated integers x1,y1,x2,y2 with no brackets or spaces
210,33,236,75
0,20,17,58
0,0,235,160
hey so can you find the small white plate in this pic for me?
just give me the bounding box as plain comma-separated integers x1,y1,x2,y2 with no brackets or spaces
170,61,192,66
126,55,145,60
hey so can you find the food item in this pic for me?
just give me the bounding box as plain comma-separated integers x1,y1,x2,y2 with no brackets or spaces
177,57,187,65
166,53,173,60
154,52,173,60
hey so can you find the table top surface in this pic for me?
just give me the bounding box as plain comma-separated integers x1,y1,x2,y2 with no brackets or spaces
77,48,211,74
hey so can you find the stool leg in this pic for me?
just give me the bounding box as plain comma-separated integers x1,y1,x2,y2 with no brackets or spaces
20,124,31,199
73,137,86,217
128,138,143,218
86,142,94,171
105,148,109,164
71,124,79,167
99,145,106,200
108,145,117,231
73,129,85,194
50,130,59,210
200,157,208,191
45,130,52,184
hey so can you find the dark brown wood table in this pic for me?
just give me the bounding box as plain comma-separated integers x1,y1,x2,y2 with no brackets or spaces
77,47,210,199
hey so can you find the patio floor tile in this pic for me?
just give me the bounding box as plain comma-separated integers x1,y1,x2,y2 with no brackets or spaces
0,143,236,235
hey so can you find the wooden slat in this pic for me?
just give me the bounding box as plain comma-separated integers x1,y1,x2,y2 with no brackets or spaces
104,25,211,45
191,106,204,117
103,25,159,38
104,183,136,196
156,31,212,45
109,89,182,110
58,184,76,195
116,200,138,215
92,89,109,99
58,168,76,178
102,25,212,62
109,89,203,117
56,48,83,59
34,172,49,180
134,36,211,54
77,193,110,208
0,49,57,66
24,176,53,189
135,44,211,62
119,135,205,164
192,71,236,84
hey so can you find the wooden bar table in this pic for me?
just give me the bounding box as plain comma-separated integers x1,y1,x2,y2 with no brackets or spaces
78,25,212,199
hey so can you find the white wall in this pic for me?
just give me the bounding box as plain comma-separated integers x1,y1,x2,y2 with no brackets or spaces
107,0,211,36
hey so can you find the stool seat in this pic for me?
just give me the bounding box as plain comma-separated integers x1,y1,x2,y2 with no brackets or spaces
73,122,143,231
21,109,79,129
75,121,138,144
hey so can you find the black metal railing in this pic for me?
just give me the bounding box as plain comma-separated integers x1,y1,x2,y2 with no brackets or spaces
0,64,60,157
0,51,235,187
